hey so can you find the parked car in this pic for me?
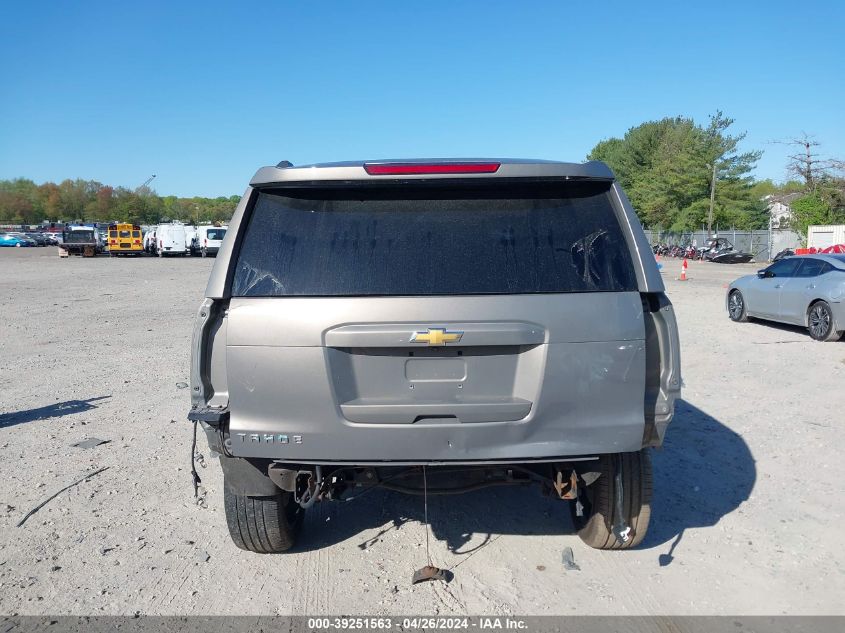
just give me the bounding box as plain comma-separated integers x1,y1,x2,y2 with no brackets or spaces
727,254,845,341
189,158,681,553
24,233,50,246
6,232,38,247
0,232,32,247
190,225,227,257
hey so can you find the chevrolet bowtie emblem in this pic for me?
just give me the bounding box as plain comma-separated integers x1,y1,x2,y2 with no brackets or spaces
410,328,464,345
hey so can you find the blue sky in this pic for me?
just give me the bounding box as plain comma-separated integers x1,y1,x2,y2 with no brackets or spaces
1,1,843,197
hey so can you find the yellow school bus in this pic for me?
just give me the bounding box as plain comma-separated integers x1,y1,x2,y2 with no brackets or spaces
108,223,143,256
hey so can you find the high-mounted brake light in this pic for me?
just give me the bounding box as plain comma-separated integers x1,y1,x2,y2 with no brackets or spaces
364,162,501,176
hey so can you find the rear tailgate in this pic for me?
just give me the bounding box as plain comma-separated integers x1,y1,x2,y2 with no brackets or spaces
221,179,648,462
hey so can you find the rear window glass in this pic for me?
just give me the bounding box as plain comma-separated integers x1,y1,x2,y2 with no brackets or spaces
231,182,637,297
207,229,226,241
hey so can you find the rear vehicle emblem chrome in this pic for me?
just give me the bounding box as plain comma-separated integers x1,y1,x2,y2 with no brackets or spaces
410,328,464,345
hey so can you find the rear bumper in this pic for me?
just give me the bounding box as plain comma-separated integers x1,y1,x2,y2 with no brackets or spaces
220,420,647,462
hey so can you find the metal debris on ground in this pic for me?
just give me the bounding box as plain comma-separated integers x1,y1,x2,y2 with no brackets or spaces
16,467,110,528
412,565,449,584
562,547,581,571
176,382,189,389
71,438,110,450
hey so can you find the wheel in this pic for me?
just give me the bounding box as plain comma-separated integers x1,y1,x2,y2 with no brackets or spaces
15,243,21,248
223,487,303,553
570,450,652,550
808,301,841,342
728,290,748,322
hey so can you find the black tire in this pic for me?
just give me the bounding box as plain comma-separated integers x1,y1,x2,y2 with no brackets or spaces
570,450,652,550
728,289,748,322
807,301,841,342
223,487,303,553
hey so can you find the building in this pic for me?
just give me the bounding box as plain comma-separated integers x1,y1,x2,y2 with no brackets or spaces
764,192,802,228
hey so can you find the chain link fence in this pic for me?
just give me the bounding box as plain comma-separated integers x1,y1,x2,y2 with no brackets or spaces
642,228,801,262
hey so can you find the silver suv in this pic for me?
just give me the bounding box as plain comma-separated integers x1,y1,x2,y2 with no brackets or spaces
189,159,681,553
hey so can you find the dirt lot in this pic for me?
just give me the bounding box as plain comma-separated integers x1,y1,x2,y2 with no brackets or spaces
1,248,843,616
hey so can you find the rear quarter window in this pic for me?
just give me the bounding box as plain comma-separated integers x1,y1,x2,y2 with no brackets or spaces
231,182,638,297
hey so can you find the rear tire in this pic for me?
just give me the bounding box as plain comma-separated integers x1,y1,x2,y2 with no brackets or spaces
808,301,841,342
728,290,748,322
571,450,652,550
223,487,303,553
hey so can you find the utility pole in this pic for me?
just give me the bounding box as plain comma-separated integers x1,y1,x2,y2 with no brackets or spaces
707,162,717,237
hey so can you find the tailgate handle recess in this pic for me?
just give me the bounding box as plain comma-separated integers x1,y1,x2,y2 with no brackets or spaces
340,399,532,424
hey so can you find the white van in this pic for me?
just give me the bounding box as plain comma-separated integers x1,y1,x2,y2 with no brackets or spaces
155,222,188,257
143,229,157,254
185,226,198,253
190,225,228,257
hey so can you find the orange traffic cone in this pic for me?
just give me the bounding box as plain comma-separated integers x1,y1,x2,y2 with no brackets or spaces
679,258,688,281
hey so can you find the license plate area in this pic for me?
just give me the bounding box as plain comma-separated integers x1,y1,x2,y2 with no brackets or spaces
328,345,541,424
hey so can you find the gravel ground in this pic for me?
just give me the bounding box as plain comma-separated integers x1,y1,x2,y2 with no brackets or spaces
0,248,843,615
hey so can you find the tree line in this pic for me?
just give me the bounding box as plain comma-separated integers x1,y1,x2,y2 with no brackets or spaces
588,112,845,235
2,112,843,235
0,178,240,226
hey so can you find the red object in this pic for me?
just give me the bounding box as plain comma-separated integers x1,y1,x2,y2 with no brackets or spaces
821,244,845,254
364,162,501,175
679,258,688,281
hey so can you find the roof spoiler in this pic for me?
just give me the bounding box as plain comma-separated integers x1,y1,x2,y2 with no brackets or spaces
251,159,615,186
